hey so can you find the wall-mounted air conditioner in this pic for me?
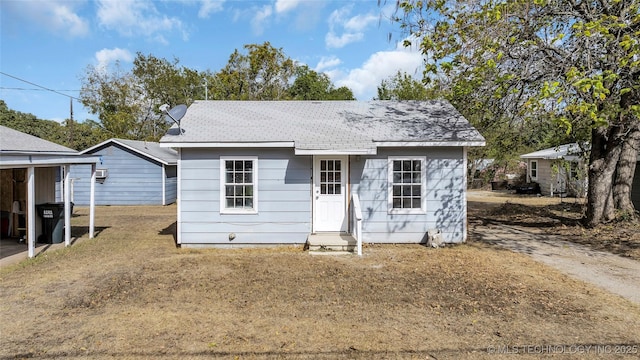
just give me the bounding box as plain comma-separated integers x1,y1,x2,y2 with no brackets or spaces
96,169,108,179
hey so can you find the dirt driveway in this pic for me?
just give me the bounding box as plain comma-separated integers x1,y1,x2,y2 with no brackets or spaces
469,222,640,305
468,190,640,305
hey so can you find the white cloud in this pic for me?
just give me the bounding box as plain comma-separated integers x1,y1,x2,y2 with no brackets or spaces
325,32,363,49
97,0,186,41
275,0,301,14
251,5,273,35
325,6,378,49
51,2,90,36
3,0,89,37
314,56,342,72
198,0,225,18
95,48,134,71
344,13,378,32
324,41,424,100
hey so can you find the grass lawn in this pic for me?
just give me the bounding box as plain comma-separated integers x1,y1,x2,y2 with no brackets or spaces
1,204,639,359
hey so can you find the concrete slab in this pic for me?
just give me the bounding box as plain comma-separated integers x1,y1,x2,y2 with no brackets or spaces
306,233,356,252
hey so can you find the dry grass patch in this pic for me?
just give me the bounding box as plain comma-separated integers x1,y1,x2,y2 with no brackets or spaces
1,204,639,359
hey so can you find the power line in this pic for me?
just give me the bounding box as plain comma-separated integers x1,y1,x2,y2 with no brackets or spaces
0,71,81,101
1,87,80,92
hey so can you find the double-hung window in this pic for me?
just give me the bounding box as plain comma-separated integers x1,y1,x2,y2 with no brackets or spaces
388,156,426,214
220,157,258,214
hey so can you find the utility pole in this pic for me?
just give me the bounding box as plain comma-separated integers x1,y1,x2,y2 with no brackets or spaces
203,78,208,100
69,98,75,149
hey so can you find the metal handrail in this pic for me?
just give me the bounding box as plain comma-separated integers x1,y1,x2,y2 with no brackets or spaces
351,193,363,256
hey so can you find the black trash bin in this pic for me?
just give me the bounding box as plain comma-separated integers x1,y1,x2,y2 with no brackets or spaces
36,202,73,244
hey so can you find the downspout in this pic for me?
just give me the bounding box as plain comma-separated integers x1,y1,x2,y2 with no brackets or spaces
162,164,166,206
176,149,182,245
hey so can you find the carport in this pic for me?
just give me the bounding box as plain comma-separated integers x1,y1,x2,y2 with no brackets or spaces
0,126,98,258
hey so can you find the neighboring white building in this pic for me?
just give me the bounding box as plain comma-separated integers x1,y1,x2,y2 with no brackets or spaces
520,143,588,197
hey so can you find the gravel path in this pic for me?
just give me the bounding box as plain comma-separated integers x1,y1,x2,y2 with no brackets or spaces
470,223,640,305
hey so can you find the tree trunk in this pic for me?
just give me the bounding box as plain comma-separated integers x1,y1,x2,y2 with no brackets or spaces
603,186,616,222
613,125,640,216
585,126,624,227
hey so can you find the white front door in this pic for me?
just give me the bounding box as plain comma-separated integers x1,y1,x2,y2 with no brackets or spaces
313,156,347,232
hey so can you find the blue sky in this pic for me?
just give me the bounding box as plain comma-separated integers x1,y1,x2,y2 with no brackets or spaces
0,0,425,123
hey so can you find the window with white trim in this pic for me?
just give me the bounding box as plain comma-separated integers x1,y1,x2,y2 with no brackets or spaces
529,160,538,180
388,157,426,214
220,157,257,213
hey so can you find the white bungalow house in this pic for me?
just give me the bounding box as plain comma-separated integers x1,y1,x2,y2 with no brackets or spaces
520,143,588,197
0,126,98,258
159,100,485,252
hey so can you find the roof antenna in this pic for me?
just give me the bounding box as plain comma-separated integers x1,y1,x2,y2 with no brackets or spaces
160,104,187,135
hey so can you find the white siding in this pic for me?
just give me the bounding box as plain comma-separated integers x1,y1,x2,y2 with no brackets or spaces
178,147,469,246
179,148,312,246
529,159,586,197
351,147,466,243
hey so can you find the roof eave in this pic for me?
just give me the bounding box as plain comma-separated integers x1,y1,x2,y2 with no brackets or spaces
294,148,378,155
375,141,486,147
82,138,176,165
160,140,486,149
1,150,81,156
0,153,100,168
160,141,296,148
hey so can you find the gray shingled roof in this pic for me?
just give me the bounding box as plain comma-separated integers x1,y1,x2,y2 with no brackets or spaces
520,143,585,160
160,100,485,151
0,125,77,153
82,138,178,165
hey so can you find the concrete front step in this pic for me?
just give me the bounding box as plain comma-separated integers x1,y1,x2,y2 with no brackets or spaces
306,233,356,253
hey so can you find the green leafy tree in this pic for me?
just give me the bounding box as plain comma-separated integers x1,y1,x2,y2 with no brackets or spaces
0,99,65,144
132,53,205,138
325,86,355,100
80,64,146,139
212,42,295,100
80,54,204,141
80,44,355,142
60,119,109,150
391,0,640,226
375,71,429,100
289,65,354,100
0,100,107,150
133,54,205,108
